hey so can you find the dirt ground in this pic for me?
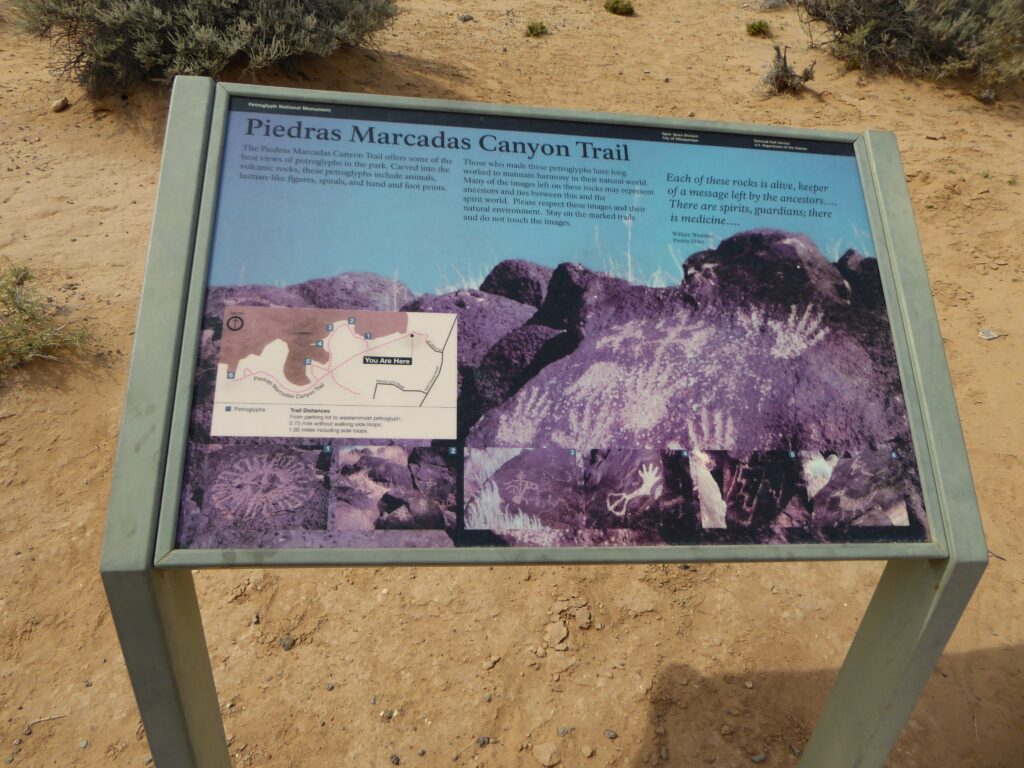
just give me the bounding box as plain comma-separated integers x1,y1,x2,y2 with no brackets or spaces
1,1,1022,766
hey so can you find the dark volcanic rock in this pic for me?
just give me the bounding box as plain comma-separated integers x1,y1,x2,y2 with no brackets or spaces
683,230,850,311
377,490,445,529
810,450,923,529
205,273,413,325
472,324,573,415
402,289,535,368
293,272,414,311
352,455,413,488
465,448,585,530
480,259,554,308
584,450,698,541
469,232,914,457
837,249,884,309
178,445,329,547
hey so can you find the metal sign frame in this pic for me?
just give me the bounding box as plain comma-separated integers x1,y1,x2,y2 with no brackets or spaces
100,76,987,767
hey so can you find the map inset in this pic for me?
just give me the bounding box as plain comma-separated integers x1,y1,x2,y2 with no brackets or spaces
210,306,457,440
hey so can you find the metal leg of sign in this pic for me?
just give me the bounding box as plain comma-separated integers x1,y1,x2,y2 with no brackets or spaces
800,556,985,768
102,568,230,768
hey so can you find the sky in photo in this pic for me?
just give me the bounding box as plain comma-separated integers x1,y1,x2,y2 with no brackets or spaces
207,107,876,295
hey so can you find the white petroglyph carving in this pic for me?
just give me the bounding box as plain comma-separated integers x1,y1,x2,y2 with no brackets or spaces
767,304,829,359
606,463,664,517
690,449,727,528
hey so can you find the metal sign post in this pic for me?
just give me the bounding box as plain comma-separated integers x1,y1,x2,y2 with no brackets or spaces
101,76,986,767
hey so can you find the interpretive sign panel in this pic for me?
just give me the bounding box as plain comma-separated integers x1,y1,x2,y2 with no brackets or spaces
160,88,938,558
102,78,986,768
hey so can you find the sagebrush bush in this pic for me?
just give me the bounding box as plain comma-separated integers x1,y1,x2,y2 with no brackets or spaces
526,21,548,37
0,265,87,375
763,45,815,94
748,19,772,37
798,0,1024,91
13,0,397,98
604,0,635,17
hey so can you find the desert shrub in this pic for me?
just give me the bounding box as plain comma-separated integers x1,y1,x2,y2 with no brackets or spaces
12,0,397,98
748,19,772,37
525,21,548,37
763,44,815,93
797,0,1024,91
0,265,87,374
604,0,635,17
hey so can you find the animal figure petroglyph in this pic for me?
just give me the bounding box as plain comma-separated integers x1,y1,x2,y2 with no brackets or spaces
606,463,663,517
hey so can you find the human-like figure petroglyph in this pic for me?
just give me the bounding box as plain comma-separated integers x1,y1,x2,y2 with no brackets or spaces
606,463,663,517
503,471,540,506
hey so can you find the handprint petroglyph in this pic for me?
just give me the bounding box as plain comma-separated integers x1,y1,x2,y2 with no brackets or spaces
767,304,828,359
606,463,664,517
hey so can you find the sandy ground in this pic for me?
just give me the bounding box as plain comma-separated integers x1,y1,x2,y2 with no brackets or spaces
1,1,1022,766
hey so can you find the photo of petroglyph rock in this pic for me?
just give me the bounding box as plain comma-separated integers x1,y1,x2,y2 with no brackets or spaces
179,228,928,548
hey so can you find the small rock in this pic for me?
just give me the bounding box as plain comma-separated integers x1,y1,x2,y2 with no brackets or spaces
557,726,573,737
721,724,734,736
478,736,490,747
326,683,334,691
483,693,492,702
554,643,568,652
483,655,501,670
251,613,260,625
660,746,670,760
79,740,90,749
574,608,592,629
744,681,754,689
751,754,767,764
976,89,996,105
4,758,12,766
544,622,568,645
279,635,295,651
22,727,31,737
604,729,618,740
144,758,153,765
978,328,1004,340
418,749,426,756
51,96,69,113
532,742,561,766
458,13,474,22
12,740,21,747
581,745,595,758
391,754,401,765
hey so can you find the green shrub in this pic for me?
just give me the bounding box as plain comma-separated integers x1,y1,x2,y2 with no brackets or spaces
0,265,87,375
604,0,635,17
763,44,815,93
748,19,772,37
526,21,548,37
12,0,397,98
797,0,1024,91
